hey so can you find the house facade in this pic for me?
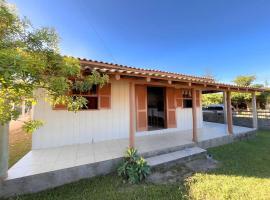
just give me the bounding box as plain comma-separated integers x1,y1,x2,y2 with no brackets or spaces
32,58,261,149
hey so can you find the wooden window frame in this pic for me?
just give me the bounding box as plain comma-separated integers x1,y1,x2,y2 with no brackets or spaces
53,83,111,111
182,89,193,108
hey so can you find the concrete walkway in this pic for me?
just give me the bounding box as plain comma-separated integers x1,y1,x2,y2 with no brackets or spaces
7,122,255,180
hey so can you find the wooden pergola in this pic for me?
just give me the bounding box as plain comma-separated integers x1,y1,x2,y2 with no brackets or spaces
79,58,265,147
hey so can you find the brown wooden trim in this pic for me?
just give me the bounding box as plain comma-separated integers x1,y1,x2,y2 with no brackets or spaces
110,77,261,93
129,82,135,147
135,85,148,132
192,89,198,142
226,91,233,134
166,87,177,128
53,104,67,110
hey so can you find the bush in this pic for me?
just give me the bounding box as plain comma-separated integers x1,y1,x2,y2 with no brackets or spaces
118,147,150,184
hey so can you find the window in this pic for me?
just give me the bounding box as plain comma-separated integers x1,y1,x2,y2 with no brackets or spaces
53,84,111,110
183,89,193,108
73,85,98,110
82,96,98,110
183,99,192,108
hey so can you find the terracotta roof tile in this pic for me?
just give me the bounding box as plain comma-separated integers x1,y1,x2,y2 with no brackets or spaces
74,57,265,92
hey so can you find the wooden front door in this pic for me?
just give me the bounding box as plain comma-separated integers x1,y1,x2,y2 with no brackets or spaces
166,87,177,128
135,85,148,131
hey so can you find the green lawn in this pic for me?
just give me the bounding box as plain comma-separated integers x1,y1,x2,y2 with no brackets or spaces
9,123,32,168
6,130,270,200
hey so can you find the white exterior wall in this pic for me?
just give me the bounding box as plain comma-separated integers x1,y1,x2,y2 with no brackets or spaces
33,83,203,149
32,80,130,149
176,107,203,130
136,107,203,136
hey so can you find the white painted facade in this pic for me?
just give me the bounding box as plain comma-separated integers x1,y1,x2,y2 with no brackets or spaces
136,107,203,136
32,80,203,149
32,80,130,149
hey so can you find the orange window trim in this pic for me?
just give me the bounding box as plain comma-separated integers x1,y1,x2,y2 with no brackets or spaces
175,88,183,108
53,83,111,110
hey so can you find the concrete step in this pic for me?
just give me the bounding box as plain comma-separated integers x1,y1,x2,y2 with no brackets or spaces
146,147,207,168
140,142,195,159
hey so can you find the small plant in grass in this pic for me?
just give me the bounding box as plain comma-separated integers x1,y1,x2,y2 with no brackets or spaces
118,147,150,184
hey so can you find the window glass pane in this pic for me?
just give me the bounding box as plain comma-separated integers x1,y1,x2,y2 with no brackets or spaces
81,97,98,110
183,99,192,108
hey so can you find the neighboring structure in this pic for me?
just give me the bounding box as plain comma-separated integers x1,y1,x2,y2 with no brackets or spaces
32,58,264,149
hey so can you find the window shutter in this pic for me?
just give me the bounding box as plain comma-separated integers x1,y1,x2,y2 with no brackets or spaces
99,83,111,109
196,90,201,107
166,87,177,128
175,89,183,108
135,85,147,131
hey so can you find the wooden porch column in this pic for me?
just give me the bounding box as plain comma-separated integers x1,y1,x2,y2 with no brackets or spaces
129,82,136,148
252,92,258,129
226,91,233,134
223,91,228,124
192,89,198,142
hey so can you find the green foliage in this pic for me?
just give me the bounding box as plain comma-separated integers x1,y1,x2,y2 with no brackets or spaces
202,93,223,106
118,148,150,184
22,120,44,134
203,75,269,108
233,75,256,87
231,92,252,106
72,70,109,93
0,1,109,127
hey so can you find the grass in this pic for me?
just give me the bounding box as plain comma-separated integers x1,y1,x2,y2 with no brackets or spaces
9,120,32,167
186,130,270,200
5,130,270,200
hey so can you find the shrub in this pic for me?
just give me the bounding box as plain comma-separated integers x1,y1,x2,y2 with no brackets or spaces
118,147,150,184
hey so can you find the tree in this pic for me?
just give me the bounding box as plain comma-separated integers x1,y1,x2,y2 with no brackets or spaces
233,75,256,87
231,75,256,109
202,93,223,106
0,0,108,178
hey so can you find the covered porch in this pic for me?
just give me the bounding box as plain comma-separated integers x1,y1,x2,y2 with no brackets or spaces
1,122,256,197
7,122,255,180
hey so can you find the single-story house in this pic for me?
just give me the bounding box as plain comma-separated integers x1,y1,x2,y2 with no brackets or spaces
1,58,264,197
32,58,263,149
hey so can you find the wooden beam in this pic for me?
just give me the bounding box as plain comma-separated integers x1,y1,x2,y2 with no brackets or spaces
252,92,258,129
146,77,151,82
192,89,198,142
129,82,136,148
226,91,233,134
168,80,172,85
223,91,228,124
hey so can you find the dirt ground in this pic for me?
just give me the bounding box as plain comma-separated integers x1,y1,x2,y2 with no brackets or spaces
9,116,32,167
147,158,219,184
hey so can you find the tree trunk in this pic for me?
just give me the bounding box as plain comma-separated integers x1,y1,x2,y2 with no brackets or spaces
0,123,9,180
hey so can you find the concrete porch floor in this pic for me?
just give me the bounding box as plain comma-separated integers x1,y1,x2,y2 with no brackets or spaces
7,122,255,180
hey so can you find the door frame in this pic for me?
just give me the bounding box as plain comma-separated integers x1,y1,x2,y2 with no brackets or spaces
146,86,167,130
